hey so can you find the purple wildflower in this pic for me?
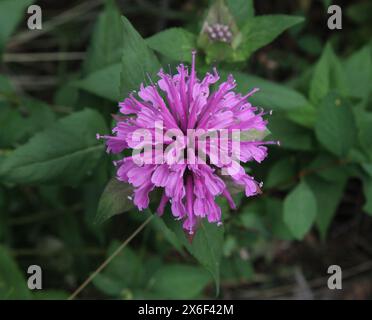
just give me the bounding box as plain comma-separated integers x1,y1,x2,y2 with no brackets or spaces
204,23,233,43
98,52,275,235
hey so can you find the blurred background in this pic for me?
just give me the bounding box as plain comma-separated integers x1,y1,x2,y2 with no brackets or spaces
0,0,372,300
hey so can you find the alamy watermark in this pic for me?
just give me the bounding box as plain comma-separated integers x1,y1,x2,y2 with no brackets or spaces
27,265,42,290
104,120,259,176
327,5,342,30
327,265,342,290
27,5,42,30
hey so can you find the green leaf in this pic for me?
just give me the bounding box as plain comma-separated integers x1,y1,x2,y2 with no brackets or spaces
187,221,224,293
362,164,372,177
356,110,372,161
309,44,348,105
77,16,160,102
237,15,304,59
93,244,144,296
84,0,123,73
0,109,107,185
307,154,350,182
0,97,56,148
75,63,120,101
297,34,323,56
0,75,14,98
321,0,332,9
54,82,79,107
239,210,266,234
146,28,196,63
315,92,357,156
150,264,211,299
346,2,372,24
0,0,35,54
362,177,372,216
232,257,254,280
268,115,313,151
225,71,311,114
161,215,224,294
95,178,135,224
204,42,236,64
283,180,317,240
226,0,254,27
266,157,296,188
265,198,294,240
306,176,345,240
286,103,316,128
220,256,254,282
120,16,160,99
0,189,5,241
152,215,184,252
344,44,372,101
0,246,31,300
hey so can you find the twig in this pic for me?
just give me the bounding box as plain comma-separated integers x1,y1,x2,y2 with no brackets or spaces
7,0,103,49
67,215,154,300
12,247,106,257
9,204,82,226
135,0,193,20
226,260,372,299
6,76,59,89
268,158,348,196
3,52,85,62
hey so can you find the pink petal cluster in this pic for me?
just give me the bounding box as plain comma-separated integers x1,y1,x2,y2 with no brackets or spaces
98,52,275,234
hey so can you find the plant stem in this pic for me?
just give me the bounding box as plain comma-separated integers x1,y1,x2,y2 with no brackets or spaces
67,215,154,300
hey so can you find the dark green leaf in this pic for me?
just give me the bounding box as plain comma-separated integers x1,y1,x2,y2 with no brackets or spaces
187,221,224,292
297,34,323,56
309,44,348,104
226,0,254,27
227,71,312,116
0,109,107,185
362,177,372,216
84,0,123,73
237,15,304,59
0,97,56,148
346,2,372,24
150,264,211,299
306,176,345,239
120,16,160,99
95,178,135,224
307,154,350,182
344,44,372,101
286,103,317,128
0,0,35,54
268,115,313,151
315,92,357,156
146,28,196,63
0,246,31,300
283,180,317,240
75,63,120,101
77,16,161,102
0,75,14,98
265,198,294,240
161,215,224,293
93,244,143,296
266,157,296,188
152,215,184,252
356,110,372,161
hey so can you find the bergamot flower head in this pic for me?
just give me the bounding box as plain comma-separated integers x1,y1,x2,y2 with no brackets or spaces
97,51,276,235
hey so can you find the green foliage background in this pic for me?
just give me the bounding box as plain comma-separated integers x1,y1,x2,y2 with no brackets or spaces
0,0,371,299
